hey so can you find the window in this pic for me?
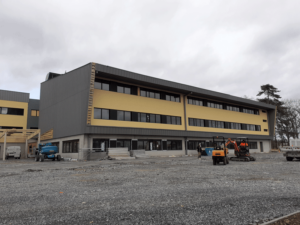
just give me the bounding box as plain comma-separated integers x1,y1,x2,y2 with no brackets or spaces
117,85,131,94
264,129,268,132
208,102,223,109
188,97,203,106
124,87,131,94
255,125,261,131
231,123,241,130
140,113,146,122
227,105,239,112
93,139,109,151
116,139,131,150
156,115,161,123
0,107,8,114
62,139,79,153
140,88,180,102
0,107,24,116
124,111,131,121
247,124,256,131
167,140,182,150
208,120,216,128
94,81,110,91
31,110,39,117
140,88,160,99
262,110,266,113
94,108,109,119
188,141,206,149
117,86,124,93
263,120,267,122
150,114,156,123
117,111,124,120
249,142,258,149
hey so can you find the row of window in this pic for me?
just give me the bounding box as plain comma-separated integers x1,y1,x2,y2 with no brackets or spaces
95,78,137,95
92,139,183,151
187,97,260,115
188,118,262,131
0,107,24,116
53,138,260,153
94,77,180,102
94,108,181,125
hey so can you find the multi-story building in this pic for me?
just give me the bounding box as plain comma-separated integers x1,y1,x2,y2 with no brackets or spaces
0,90,40,158
39,62,276,159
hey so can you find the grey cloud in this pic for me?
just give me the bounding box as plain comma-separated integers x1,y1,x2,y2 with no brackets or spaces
0,0,299,100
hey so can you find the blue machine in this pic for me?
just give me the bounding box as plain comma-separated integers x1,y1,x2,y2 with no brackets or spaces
205,147,214,156
35,143,61,162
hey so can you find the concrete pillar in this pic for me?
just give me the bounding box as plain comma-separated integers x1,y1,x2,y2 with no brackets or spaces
3,132,7,161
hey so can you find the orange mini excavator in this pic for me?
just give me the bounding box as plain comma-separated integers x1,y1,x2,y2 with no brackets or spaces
225,137,256,162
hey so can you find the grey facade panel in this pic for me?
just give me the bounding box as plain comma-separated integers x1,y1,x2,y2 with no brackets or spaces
95,63,276,110
39,64,91,138
27,99,40,129
85,126,273,140
0,90,29,103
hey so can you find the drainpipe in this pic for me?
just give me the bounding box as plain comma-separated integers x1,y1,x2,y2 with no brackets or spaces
183,92,192,155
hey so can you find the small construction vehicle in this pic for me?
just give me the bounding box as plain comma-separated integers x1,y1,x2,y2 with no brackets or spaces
35,143,61,162
225,137,256,161
5,146,21,159
279,139,300,161
212,136,229,165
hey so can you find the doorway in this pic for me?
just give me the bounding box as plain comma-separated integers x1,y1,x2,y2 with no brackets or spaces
260,142,263,152
28,143,37,155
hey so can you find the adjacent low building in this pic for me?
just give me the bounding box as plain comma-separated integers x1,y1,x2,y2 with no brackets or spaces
39,62,276,159
0,90,40,159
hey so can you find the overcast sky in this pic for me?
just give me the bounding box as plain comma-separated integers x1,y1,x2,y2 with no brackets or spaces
1,0,299,100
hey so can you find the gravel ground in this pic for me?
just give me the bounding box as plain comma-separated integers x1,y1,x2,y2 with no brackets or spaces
0,152,299,225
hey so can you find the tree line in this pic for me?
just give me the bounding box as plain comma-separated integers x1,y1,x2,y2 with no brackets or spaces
256,84,299,148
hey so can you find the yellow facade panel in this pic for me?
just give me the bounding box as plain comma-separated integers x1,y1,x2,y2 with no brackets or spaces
0,100,28,130
186,99,269,135
91,89,185,130
91,89,270,136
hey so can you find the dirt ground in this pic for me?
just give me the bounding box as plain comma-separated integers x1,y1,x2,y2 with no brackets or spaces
0,152,300,225
269,212,300,225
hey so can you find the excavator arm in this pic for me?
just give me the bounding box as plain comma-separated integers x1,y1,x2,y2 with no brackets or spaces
225,138,239,156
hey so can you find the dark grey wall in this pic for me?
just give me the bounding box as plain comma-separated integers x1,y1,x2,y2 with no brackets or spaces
0,90,29,103
27,99,40,129
85,125,273,140
39,64,91,138
268,108,276,137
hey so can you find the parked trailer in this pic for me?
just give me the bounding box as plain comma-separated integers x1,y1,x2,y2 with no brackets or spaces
279,139,300,161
